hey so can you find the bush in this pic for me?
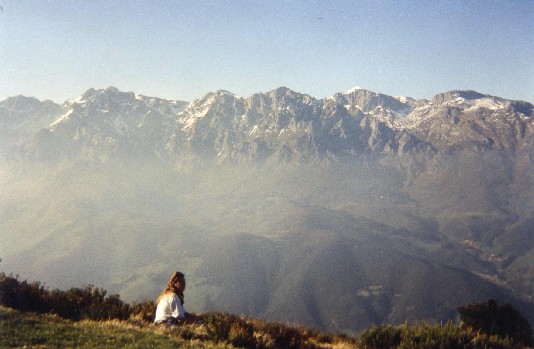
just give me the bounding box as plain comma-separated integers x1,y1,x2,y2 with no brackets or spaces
0,273,49,313
205,312,233,342
202,312,335,348
130,299,156,322
0,273,130,321
228,321,255,348
457,298,534,346
359,324,402,348
359,322,513,349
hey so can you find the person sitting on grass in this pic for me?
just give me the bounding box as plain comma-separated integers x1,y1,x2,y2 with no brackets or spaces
154,271,201,325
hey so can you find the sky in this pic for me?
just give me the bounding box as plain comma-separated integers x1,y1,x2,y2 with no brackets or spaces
0,0,533,103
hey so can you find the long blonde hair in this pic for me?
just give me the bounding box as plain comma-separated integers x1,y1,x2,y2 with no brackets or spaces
156,271,185,305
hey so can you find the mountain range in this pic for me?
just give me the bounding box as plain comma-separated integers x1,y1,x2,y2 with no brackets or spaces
2,86,533,164
1,86,533,334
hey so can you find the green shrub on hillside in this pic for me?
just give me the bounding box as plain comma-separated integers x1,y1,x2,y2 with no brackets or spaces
359,299,534,349
202,312,335,349
359,322,513,349
457,298,534,346
129,299,157,322
0,273,130,321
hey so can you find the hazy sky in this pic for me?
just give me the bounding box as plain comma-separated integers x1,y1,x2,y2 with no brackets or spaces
1,0,533,103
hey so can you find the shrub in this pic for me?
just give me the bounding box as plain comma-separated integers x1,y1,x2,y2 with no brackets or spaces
228,321,255,348
359,322,513,349
359,324,402,348
0,273,131,321
0,273,48,313
201,312,331,348
261,322,304,349
205,313,231,342
457,298,534,346
130,299,157,322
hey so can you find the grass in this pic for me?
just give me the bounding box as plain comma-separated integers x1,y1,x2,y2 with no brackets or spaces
2,305,532,349
0,305,358,349
0,306,230,349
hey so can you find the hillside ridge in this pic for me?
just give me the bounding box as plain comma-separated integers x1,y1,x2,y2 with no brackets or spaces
1,272,532,348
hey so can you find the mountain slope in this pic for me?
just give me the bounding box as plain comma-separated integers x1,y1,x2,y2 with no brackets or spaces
0,96,63,158
1,86,533,335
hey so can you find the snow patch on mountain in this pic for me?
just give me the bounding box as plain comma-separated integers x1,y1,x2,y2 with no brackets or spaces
344,86,364,94
49,109,75,128
395,96,416,105
466,97,509,111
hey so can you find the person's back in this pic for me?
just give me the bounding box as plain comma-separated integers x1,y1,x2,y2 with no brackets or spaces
154,291,185,325
154,271,202,325
154,272,186,325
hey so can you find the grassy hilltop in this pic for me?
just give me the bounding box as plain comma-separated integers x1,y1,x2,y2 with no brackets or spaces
1,305,526,349
1,273,533,349
1,306,228,349
1,305,356,349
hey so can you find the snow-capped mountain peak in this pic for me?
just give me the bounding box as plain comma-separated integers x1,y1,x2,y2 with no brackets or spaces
343,86,364,94
3,86,533,163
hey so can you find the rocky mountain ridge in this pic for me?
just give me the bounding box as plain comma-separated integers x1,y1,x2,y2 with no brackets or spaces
2,86,532,164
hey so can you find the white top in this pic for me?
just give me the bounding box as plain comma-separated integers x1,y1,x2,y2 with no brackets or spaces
154,293,185,323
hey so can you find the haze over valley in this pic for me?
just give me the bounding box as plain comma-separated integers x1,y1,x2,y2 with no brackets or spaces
1,86,533,334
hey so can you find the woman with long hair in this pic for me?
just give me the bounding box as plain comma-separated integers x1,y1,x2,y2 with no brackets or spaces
154,271,200,325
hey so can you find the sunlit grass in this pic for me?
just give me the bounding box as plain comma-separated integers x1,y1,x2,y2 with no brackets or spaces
0,305,359,349
0,306,230,349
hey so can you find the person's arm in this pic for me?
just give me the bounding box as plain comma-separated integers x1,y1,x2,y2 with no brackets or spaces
169,294,186,319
